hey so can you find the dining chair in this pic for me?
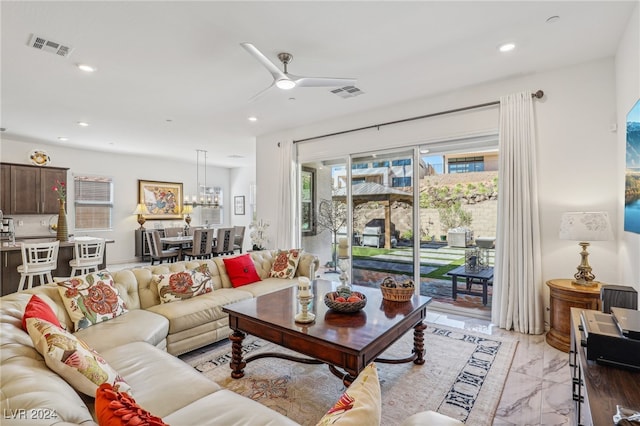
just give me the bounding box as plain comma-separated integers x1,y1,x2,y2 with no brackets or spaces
233,226,246,254
17,241,60,291
146,230,179,265
212,228,234,257
183,229,213,260
69,237,105,276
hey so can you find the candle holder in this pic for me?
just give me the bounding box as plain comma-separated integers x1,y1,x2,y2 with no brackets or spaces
295,277,315,324
337,256,351,293
295,294,315,323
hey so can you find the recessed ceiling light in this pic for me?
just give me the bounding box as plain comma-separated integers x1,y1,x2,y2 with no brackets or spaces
288,97,296,101
77,121,89,127
58,137,68,141
77,64,96,73
248,116,258,122
498,43,516,53
420,149,430,154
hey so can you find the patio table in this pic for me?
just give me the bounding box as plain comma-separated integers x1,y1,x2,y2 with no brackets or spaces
446,265,494,306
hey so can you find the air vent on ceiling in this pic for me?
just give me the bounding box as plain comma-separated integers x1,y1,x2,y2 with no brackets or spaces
28,34,74,57
330,85,364,99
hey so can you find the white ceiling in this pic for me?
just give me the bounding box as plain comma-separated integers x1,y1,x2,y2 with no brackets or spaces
1,1,636,168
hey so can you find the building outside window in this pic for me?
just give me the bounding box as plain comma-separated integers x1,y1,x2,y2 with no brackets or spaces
448,156,485,173
392,159,411,166
392,176,412,187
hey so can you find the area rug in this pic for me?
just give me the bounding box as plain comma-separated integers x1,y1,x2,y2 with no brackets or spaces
181,324,517,425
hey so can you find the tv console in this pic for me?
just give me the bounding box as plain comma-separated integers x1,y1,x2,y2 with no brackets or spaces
570,308,640,425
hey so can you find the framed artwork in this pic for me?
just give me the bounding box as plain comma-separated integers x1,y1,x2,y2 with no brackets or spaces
234,196,245,215
625,99,640,234
138,180,183,220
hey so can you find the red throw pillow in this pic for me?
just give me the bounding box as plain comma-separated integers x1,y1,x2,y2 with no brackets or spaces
22,294,62,331
96,383,167,426
223,254,261,287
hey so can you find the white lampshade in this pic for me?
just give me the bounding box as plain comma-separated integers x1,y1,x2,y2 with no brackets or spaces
559,211,613,242
132,203,149,215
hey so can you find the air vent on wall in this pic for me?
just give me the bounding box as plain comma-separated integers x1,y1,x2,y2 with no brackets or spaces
330,85,365,99
28,34,74,57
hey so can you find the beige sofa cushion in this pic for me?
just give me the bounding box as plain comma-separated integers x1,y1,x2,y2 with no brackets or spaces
146,288,252,334
162,390,300,426
101,341,221,419
75,309,169,353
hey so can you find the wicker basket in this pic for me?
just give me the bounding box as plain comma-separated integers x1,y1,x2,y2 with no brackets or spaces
380,286,414,302
324,291,367,313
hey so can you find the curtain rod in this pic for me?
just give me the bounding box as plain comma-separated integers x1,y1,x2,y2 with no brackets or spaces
293,89,544,144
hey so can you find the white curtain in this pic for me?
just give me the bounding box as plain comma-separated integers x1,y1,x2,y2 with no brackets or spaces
491,91,544,334
275,140,296,249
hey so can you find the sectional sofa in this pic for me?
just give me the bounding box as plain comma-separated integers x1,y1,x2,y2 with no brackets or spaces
0,249,463,425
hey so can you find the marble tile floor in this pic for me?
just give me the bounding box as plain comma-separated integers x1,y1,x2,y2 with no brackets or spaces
108,260,574,425
426,310,574,426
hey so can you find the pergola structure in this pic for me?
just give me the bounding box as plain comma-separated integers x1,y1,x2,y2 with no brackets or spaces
333,182,413,249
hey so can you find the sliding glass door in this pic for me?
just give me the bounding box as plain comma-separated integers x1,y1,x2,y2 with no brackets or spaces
298,135,498,316
347,148,418,290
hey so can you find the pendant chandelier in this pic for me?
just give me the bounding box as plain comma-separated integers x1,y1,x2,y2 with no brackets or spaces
185,149,221,208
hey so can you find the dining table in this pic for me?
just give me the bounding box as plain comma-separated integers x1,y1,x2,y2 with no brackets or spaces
160,235,193,261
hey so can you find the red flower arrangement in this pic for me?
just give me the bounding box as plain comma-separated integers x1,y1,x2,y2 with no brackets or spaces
52,179,66,201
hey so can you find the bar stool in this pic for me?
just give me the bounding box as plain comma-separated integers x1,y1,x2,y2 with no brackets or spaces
17,241,60,291
69,237,105,276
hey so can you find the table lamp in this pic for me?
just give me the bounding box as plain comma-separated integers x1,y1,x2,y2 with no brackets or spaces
182,204,194,227
559,211,613,286
132,203,149,230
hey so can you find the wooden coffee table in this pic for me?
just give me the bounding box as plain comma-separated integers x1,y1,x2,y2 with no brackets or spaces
223,280,432,386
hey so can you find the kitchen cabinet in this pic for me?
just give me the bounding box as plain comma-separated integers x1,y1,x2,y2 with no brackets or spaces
0,164,10,214
1,163,68,214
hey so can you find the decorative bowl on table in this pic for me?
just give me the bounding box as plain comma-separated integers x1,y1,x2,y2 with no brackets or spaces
324,291,367,313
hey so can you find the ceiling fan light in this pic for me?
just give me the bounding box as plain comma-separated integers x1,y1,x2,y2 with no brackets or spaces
276,79,296,90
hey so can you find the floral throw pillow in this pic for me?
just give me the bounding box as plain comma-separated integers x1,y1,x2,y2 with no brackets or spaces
57,270,128,331
315,363,381,426
269,249,302,279
26,317,131,397
154,264,214,304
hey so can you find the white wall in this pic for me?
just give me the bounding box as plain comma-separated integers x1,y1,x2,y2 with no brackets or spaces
257,56,628,318
1,138,231,264
229,165,256,253
616,4,640,294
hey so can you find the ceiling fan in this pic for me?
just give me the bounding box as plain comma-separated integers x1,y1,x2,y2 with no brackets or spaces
240,42,356,100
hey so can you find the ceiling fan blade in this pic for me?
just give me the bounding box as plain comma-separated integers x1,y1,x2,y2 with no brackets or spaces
248,81,275,102
240,42,288,80
289,75,357,88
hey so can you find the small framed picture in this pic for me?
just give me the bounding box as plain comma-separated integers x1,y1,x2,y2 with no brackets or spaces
234,196,245,215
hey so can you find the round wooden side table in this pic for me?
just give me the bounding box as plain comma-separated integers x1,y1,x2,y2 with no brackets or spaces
546,279,602,352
